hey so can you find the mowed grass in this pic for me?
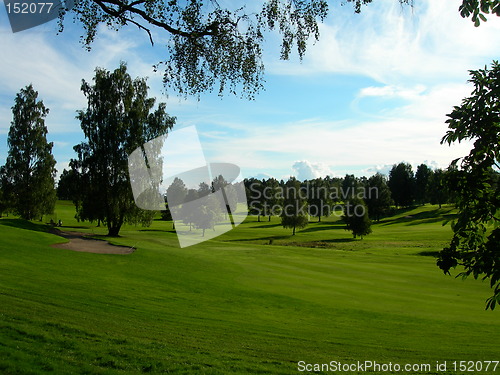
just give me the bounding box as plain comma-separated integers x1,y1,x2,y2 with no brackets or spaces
0,202,499,374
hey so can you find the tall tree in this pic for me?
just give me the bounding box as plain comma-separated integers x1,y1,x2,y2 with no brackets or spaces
0,166,9,217
198,182,211,197
245,178,265,222
164,177,187,228
166,177,188,206
191,194,223,237
365,173,393,222
437,61,500,310
180,189,199,230
281,177,308,235
211,174,237,220
264,178,283,221
414,163,432,204
72,63,175,236
388,162,415,208
2,85,57,220
307,177,331,222
57,168,80,200
341,174,358,201
427,168,449,209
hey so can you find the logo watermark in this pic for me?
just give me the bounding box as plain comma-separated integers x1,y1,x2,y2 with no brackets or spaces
127,126,248,248
247,181,376,218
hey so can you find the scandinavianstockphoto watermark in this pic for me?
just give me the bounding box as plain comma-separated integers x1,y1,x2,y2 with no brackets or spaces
128,126,248,248
247,182,378,218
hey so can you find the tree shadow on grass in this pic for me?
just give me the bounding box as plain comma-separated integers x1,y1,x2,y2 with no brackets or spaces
415,250,440,257
248,222,282,229
224,235,292,242
380,208,456,226
0,218,51,233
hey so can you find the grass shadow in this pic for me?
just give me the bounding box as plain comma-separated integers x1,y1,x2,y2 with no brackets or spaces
380,208,456,226
415,250,440,257
138,228,174,233
0,218,51,233
225,235,292,242
249,223,283,229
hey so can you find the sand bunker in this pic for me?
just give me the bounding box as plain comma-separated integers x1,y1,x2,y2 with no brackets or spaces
51,229,135,254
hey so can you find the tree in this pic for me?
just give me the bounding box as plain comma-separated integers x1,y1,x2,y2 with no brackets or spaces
179,189,199,230
427,168,448,208
342,174,358,201
343,197,372,239
57,168,80,200
72,63,175,236
2,85,57,220
166,177,187,206
160,203,173,222
164,177,187,228
365,173,393,222
0,166,9,217
458,0,500,26
264,178,283,221
211,174,237,220
57,1,497,99
437,61,500,310
245,178,265,221
281,177,308,235
388,162,415,208
414,163,432,204
191,194,223,236
307,177,331,222
60,1,470,99
198,182,211,197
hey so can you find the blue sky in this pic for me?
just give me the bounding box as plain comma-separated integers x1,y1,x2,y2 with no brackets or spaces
0,0,499,182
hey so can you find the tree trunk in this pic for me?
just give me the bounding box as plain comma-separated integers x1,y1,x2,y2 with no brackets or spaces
268,215,271,222
258,215,261,222
292,226,296,235
108,226,121,236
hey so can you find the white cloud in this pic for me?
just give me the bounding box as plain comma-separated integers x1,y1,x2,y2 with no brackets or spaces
249,173,274,181
1,0,494,179
200,79,474,177
0,22,183,135
358,84,426,99
266,0,500,84
54,161,70,184
363,164,395,176
292,160,335,180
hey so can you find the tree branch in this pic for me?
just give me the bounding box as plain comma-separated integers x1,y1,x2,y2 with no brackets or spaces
93,0,225,40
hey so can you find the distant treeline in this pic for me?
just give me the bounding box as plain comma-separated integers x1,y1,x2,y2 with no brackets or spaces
241,162,498,223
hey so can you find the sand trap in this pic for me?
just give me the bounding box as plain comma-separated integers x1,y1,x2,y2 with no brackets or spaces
51,229,135,254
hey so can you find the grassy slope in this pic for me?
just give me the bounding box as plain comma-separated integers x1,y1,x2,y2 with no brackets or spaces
0,203,498,374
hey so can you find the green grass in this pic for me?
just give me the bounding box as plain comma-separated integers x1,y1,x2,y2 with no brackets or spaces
0,203,498,374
